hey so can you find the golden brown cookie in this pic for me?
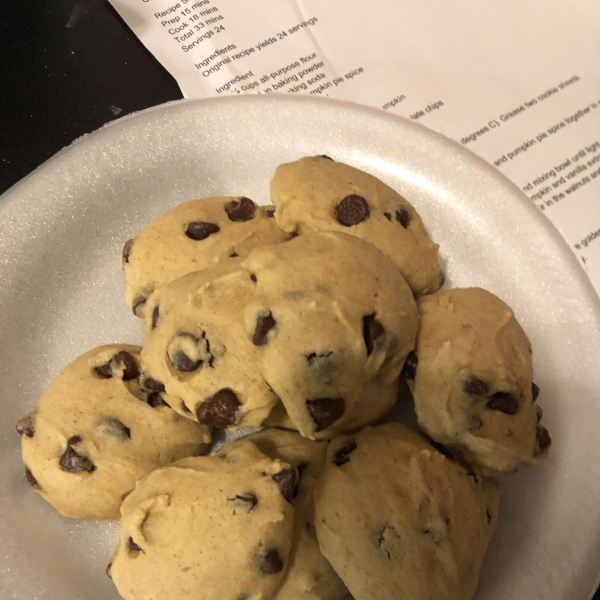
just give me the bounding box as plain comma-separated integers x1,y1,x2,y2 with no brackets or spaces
109,440,296,600
17,345,210,520
270,156,442,296
240,429,347,600
122,197,288,318
314,423,500,600
242,231,417,439
409,287,550,472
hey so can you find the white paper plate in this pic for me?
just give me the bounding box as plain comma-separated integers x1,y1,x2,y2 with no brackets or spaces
1,96,599,600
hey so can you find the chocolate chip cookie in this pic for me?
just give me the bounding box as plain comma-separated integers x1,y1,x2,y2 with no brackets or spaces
270,156,443,296
122,197,288,318
243,231,418,439
16,345,210,520
313,423,500,600
239,429,347,600
109,440,295,600
408,287,550,472
140,260,280,429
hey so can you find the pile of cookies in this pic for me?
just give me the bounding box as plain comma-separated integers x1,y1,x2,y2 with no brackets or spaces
16,156,551,600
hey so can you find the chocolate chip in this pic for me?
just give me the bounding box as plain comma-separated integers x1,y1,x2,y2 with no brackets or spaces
294,463,308,498
333,440,357,466
100,418,131,439
464,378,489,396
229,494,258,512
16,415,35,438
306,397,345,431
335,194,370,226
25,468,40,489
170,351,202,373
396,208,410,228
127,537,143,553
469,415,483,431
401,352,418,380
94,359,113,379
486,392,519,414
132,296,147,318
384,208,410,227
185,221,220,241
363,313,385,355
272,468,297,503
126,379,166,408
151,305,160,330
141,376,166,393
532,382,540,402
94,351,140,381
106,563,112,579
122,239,134,264
536,405,543,422
119,352,140,380
252,312,276,346
535,425,551,455
60,438,96,473
225,197,256,222
260,549,284,574
197,389,241,428
168,333,204,373
250,273,257,282
147,392,167,408
318,154,334,160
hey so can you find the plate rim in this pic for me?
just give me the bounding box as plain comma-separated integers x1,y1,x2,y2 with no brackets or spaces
4,94,598,312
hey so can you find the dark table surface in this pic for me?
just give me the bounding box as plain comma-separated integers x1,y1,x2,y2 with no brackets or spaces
1,1,599,598
1,0,181,195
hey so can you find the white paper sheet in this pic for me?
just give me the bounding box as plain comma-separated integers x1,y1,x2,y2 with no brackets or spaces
109,0,600,293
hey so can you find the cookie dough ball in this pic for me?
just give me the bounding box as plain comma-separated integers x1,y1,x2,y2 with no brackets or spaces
109,440,296,600
243,231,417,439
314,423,500,600
409,288,550,472
121,197,288,318
141,260,279,429
264,379,399,440
240,429,347,600
16,345,210,520
270,156,442,296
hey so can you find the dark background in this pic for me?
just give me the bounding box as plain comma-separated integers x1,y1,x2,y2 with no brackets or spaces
1,1,599,598
1,0,181,195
